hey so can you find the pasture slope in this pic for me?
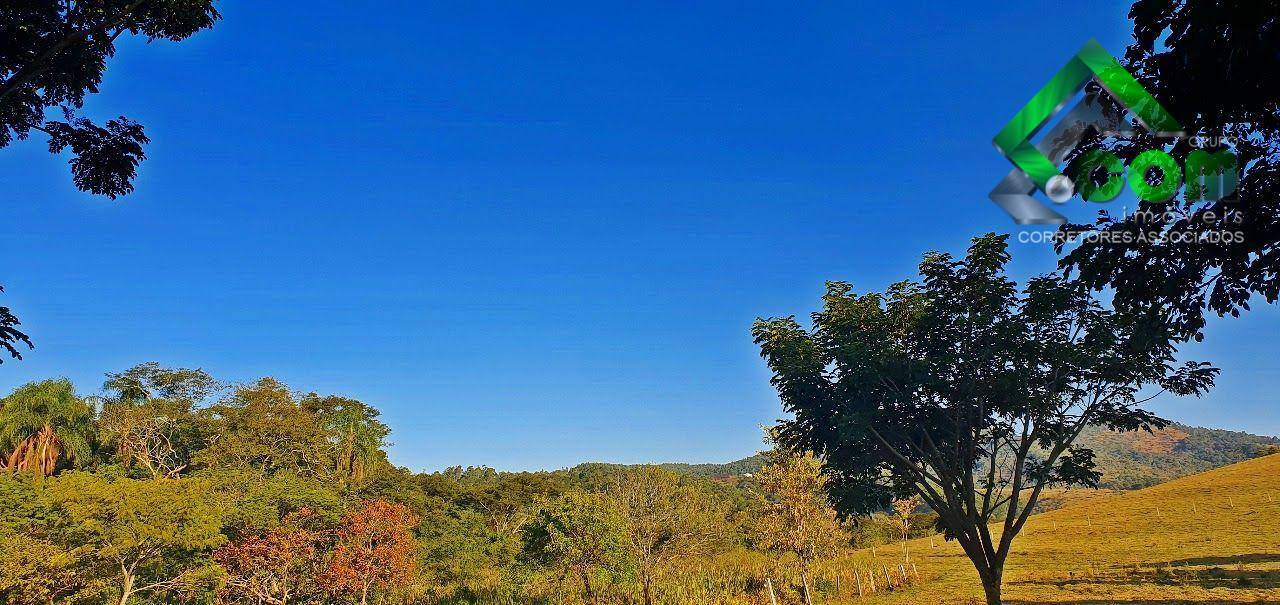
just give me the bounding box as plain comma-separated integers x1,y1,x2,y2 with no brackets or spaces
847,453,1280,604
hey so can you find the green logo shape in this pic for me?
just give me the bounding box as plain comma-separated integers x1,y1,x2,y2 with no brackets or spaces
993,39,1183,195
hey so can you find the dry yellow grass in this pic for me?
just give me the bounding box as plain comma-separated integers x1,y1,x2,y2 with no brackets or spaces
831,453,1280,604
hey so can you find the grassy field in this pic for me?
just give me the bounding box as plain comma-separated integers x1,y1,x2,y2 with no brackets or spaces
830,453,1280,604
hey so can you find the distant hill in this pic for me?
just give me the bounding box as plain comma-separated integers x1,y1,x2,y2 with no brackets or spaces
648,423,1278,490
654,454,768,478
1076,422,1279,489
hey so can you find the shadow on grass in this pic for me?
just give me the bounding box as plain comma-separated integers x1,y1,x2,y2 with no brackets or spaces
1006,550,1280,594
1162,553,1280,567
1006,600,1273,604
1010,565,1280,591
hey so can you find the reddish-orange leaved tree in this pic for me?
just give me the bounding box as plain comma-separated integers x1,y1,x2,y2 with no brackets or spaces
320,500,419,605
214,509,328,605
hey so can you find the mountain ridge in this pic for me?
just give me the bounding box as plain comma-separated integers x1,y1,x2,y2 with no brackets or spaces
593,423,1279,490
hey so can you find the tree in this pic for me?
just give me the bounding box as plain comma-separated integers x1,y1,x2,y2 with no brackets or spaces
301,394,390,486
1057,1,1280,343
195,378,330,476
47,473,225,605
0,286,31,364
0,0,220,197
0,379,94,477
417,503,514,604
607,466,722,605
212,470,344,553
521,491,627,605
452,468,568,535
320,500,419,605
98,398,200,479
754,447,844,605
891,495,921,563
99,364,219,479
103,362,221,406
0,533,98,605
752,234,1217,605
414,468,567,603
214,508,328,605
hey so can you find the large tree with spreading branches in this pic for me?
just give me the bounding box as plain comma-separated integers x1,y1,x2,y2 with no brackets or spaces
752,234,1217,605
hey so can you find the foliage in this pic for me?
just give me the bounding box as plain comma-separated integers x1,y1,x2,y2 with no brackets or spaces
194,378,331,476
46,473,226,604
214,508,328,605
98,397,203,479
521,491,628,605
103,362,222,406
194,379,394,487
754,447,845,605
0,362,1262,605
891,496,921,563
0,379,95,476
302,394,390,487
752,234,1216,605
651,454,768,478
0,0,221,197
1057,1,1280,343
608,466,725,605
215,471,345,540
417,504,516,603
0,286,31,365
0,532,95,604
320,500,420,605
845,511,935,550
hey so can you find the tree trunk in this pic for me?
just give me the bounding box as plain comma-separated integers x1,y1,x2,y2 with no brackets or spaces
981,569,1002,605
117,572,135,605
800,571,813,605
580,570,596,605
641,575,653,605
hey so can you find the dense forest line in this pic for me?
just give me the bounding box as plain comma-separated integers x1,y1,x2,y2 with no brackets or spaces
3,362,1272,605
0,363,936,605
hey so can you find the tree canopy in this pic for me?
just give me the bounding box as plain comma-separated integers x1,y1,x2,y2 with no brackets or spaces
0,0,221,197
1059,1,1280,342
0,378,95,476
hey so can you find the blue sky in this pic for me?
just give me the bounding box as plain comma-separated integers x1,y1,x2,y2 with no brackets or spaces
2,1,1277,471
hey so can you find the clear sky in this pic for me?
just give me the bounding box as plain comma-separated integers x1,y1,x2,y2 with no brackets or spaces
2,1,1277,472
